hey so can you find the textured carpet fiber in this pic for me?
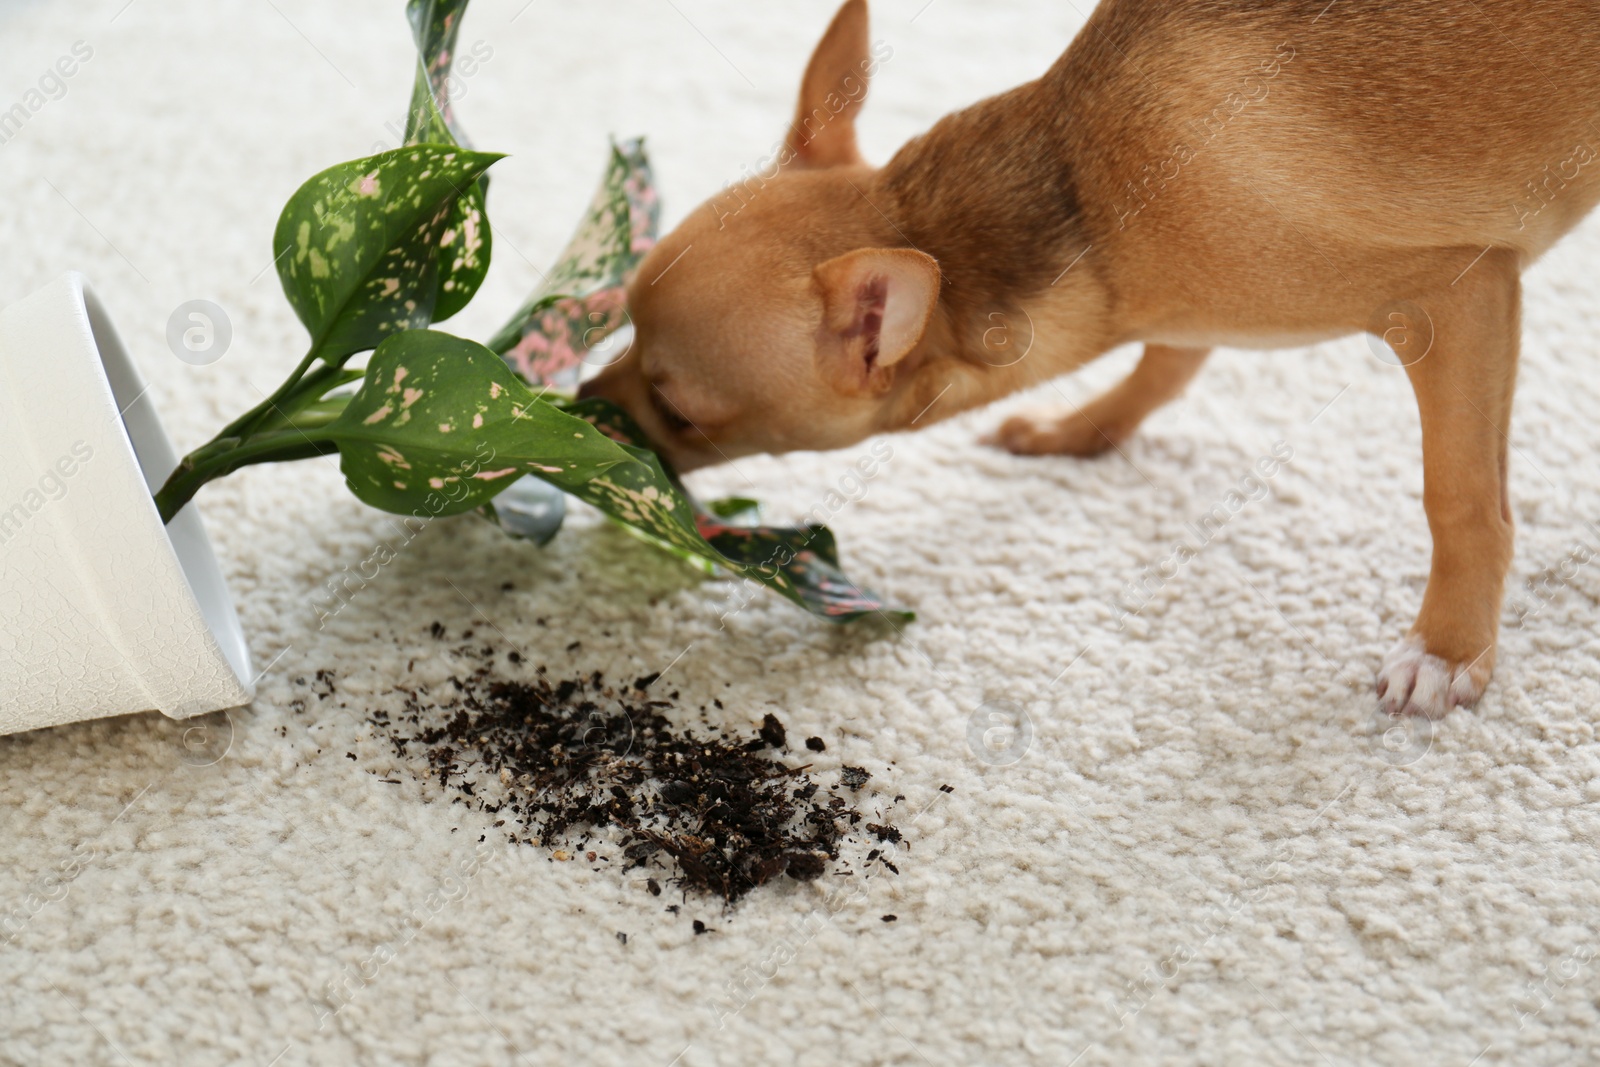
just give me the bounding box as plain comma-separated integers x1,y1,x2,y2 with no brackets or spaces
4,1,1600,1064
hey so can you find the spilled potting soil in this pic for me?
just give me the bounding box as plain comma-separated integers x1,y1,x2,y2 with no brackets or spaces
363,633,904,907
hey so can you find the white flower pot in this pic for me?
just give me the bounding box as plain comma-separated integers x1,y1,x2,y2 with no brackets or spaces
0,273,253,737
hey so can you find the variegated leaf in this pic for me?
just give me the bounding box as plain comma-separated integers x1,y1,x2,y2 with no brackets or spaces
562,398,913,623
480,138,662,544
273,146,501,364
489,138,660,390
402,0,489,323
331,331,908,622
329,330,625,518
405,0,475,148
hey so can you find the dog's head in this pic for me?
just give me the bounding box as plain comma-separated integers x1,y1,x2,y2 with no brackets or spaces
579,0,943,472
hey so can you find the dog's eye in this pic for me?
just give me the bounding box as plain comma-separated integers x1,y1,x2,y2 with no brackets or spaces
650,387,693,436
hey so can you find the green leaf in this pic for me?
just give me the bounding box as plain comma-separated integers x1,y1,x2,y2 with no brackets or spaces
402,0,489,323
328,330,625,518
479,137,660,543
561,398,913,623
697,519,898,621
405,0,475,148
705,497,762,522
489,138,661,389
332,330,909,622
272,145,501,365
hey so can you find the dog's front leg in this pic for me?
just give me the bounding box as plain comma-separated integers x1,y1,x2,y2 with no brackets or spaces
990,344,1211,456
1378,249,1521,718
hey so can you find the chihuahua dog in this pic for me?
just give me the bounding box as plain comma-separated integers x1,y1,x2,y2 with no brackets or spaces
582,0,1600,719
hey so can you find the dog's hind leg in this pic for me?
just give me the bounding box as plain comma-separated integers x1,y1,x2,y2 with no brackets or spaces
989,344,1210,457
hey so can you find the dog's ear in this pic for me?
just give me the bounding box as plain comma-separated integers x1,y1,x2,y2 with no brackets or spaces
813,248,941,395
785,0,873,169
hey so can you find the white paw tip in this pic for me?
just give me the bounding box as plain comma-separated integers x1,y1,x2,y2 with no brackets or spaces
1375,636,1488,720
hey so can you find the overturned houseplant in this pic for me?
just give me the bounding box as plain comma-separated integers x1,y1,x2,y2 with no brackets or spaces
0,0,905,738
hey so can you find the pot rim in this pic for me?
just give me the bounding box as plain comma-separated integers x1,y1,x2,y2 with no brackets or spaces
79,274,255,697
0,273,254,735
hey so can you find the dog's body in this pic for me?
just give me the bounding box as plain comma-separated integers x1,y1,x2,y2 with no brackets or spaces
583,0,1600,717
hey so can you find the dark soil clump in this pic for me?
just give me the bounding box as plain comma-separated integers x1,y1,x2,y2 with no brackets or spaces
372,659,899,906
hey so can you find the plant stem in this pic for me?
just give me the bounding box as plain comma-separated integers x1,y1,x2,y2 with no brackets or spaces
214,347,327,440
153,355,358,524
154,428,340,525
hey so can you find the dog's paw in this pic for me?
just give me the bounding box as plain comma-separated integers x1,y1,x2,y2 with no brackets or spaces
985,409,1121,457
1375,635,1492,719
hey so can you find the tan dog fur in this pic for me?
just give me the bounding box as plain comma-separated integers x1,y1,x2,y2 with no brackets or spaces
581,0,1600,718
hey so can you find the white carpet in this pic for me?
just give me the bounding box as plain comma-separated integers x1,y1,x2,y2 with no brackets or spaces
5,1,1600,1064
